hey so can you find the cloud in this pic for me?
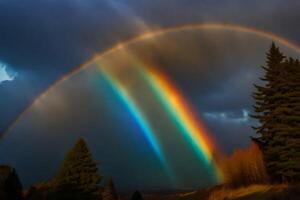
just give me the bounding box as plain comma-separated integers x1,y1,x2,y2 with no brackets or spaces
0,63,17,84
203,109,250,124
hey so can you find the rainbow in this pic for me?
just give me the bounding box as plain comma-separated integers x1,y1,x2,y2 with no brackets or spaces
97,59,223,182
4,23,300,140
3,22,300,183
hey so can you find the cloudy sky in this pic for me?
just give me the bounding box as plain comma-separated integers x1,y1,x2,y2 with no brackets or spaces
0,0,300,191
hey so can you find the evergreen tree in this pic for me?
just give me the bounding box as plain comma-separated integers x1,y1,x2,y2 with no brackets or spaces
252,43,285,143
252,43,300,182
54,138,102,199
271,58,300,182
102,178,118,200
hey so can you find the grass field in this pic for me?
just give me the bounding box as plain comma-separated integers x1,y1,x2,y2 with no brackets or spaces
142,184,299,200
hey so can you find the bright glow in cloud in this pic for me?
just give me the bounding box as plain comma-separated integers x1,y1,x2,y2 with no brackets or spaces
204,109,249,124
0,63,17,84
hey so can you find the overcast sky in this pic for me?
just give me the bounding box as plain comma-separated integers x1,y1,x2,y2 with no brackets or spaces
0,0,299,191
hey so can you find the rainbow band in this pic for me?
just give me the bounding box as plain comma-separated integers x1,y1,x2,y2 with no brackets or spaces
142,68,214,163
98,66,165,161
137,66,223,181
138,67,223,182
100,71,163,159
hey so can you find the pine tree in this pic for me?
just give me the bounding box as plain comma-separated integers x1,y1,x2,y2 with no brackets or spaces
270,58,300,182
252,43,300,182
252,42,285,181
252,43,285,142
54,138,102,199
102,178,118,200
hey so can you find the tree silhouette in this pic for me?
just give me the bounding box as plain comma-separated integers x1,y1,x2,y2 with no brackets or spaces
54,138,102,199
252,43,300,182
102,178,118,200
0,166,22,200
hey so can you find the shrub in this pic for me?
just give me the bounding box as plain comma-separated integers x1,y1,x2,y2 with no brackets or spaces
220,142,269,187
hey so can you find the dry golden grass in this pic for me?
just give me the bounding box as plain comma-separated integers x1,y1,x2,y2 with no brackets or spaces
143,184,298,200
207,184,288,200
218,142,269,187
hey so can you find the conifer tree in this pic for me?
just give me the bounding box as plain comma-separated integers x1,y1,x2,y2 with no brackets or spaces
270,58,300,182
252,43,300,182
252,43,285,142
54,138,102,199
102,178,118,200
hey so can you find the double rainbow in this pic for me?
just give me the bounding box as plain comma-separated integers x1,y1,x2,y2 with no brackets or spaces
97,54,223,182
4,22,300,183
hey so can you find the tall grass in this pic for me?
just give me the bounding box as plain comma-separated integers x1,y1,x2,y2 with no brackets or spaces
220,142,269,187
207,184,288,200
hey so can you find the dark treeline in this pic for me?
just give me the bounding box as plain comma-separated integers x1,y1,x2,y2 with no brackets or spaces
25,138,143,200
24,138,114,200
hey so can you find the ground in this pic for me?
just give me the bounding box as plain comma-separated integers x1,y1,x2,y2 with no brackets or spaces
139,184,300,200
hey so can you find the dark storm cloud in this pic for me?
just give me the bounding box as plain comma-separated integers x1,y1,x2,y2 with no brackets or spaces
1,0,300,132
118,0,300,38
0,1,127,69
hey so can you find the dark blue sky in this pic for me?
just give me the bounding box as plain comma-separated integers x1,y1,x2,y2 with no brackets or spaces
0,0,300,191
1,0,300,136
